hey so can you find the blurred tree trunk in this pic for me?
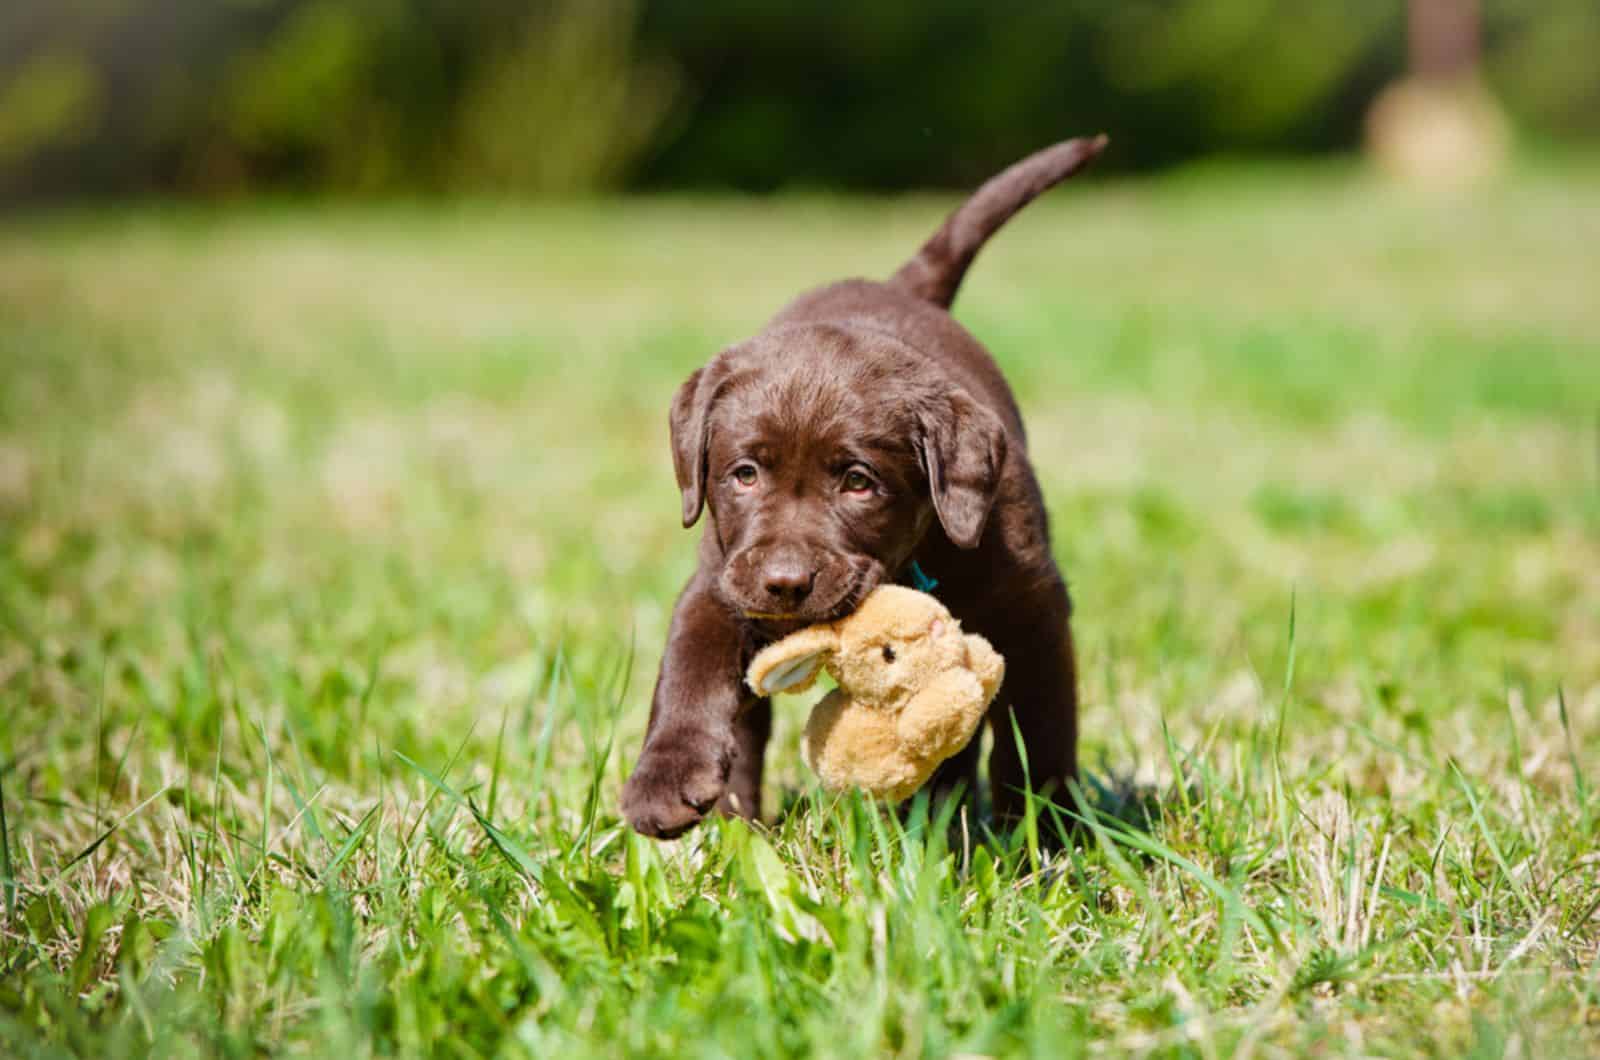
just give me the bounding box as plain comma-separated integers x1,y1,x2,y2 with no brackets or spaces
1409,0,1480,80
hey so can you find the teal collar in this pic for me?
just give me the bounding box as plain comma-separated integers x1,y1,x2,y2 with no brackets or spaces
906,560,939,594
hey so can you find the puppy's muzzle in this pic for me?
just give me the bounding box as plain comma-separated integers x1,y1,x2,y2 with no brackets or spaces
723,545,872,623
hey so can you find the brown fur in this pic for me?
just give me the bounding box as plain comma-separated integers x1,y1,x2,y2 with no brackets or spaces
621,137,1107,838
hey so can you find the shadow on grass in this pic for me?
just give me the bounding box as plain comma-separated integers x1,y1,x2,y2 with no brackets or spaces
767,761,1192,864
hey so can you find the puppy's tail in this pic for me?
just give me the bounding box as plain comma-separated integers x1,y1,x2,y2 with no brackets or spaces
889,135,1108,309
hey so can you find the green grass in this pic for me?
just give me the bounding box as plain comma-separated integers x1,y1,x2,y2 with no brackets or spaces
2,161,1599,1057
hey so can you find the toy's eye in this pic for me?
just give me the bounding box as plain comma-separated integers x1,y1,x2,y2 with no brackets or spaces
842,469,874,494
732,464,758,487
881,644,896,663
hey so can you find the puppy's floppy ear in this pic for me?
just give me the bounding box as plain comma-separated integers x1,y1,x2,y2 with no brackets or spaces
746,625,839,697
918,388,1008,549
669,356,732,527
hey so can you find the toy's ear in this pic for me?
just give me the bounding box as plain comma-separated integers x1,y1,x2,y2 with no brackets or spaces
669,355,735,528
746,626,839,697
918,387,1008,549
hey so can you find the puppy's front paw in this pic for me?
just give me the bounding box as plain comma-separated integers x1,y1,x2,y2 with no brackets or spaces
621,736,732,838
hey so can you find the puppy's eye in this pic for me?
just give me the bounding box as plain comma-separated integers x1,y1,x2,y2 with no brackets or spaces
881,644,896,663
732,464,758,487
842,469,874,494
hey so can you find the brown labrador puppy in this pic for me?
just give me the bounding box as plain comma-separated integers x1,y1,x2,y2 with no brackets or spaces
621,137,1107,838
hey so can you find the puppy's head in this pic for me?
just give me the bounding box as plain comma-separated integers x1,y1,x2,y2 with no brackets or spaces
670,324,1007,631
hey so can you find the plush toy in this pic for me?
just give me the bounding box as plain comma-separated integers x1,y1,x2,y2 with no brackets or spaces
746,585,1004,802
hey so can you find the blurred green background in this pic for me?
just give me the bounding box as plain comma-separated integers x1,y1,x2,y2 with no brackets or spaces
4,4,1600,1055
3,0,1599,201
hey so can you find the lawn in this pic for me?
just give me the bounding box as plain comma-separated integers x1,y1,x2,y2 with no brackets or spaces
1,161,1598,1057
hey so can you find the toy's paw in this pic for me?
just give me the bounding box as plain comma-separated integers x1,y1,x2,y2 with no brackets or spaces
621,735,732,839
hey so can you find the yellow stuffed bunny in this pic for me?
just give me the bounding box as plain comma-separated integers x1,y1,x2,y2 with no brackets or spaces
746,585,1005,802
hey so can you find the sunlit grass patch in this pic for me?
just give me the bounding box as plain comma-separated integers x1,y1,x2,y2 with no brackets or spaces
2,161,1598,1055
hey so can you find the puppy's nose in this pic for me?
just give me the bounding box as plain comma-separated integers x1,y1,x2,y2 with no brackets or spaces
762,558,816,610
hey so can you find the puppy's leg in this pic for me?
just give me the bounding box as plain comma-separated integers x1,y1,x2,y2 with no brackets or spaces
621,576,752,838
717,697,771,821
924,724,981,797
982,582,1079,835
919,736,982,837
